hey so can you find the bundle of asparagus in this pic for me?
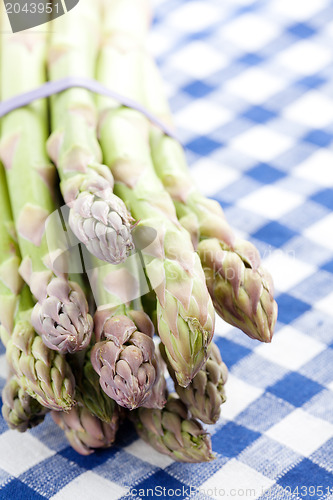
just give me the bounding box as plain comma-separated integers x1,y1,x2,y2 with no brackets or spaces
0,0,277,463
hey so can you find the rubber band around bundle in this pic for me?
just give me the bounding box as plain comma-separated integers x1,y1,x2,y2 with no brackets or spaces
0,76,178,140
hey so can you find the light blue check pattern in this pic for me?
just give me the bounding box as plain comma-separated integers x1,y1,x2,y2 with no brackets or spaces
1,0,333,498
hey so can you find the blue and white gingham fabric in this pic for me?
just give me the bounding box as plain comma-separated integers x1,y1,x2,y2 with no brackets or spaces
1,0,333,498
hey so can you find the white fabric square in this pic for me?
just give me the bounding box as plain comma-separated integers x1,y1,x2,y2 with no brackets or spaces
266,409,333,456
125,439,174,468
170,41,226,78
271,0,329,21
148,31,175,58
223,15,279,51
0,431,55,476
167,1,223,32
225,69,284,104
284,91,333,128
294,150,333,187
315,292,333,317
256,326,325,371
191,158,240,196
304,214,333,251
262,250,315,292
238,185,303,220
277,41,332,75
214,314,236,337
176,100,232,134
201,459,274,499
221,375,264,420
231,126,292,161
51,471,127,500
327,381,333,392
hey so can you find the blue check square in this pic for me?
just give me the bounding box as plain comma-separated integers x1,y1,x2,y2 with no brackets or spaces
182,80,214,98
212,421,261,458
303,130,333,147
276,294,311,324
242,106,277,124
252,222,298,247
247,163,285,183
268,372,324,407
287,22,316,38
278,458,333,498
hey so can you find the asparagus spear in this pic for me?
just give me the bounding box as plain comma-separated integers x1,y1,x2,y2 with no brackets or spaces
0,23,93,353
143,32,277,342
6,285,76,411
0,148,76,412
144,54,277,342
96,5,215,387
46,0,134,264
161,342,228,424
150,131,277,343
2,375,48,432
97,107,215,388
131,394,215,463
0,161,23,347
52,404,119,456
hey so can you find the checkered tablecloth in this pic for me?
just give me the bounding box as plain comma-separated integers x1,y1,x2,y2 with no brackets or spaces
1,0,333,498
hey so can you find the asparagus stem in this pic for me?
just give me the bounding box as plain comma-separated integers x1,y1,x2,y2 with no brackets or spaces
0,162,23,345
142,40,278,342
94,0,215,388
0,17,93,353
0,159,76,412
97,1,214,386
46,0,134,264
96,8,215,385
150,131,277,342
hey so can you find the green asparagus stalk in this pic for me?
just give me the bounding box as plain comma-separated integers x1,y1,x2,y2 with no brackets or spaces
0,22,93,353
2,374,48,432
142,30,277,342
150,131,277,343
144,55,277,342
6,285,76,411
0,161,23,346
161,342,227,424
97,107,215,388
131,394,215,463
96,4,216,387
52,404,119,455
46,0,134,264
0,143,76,412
